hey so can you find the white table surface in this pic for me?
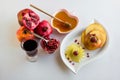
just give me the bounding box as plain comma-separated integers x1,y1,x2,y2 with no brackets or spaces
0,0,120,80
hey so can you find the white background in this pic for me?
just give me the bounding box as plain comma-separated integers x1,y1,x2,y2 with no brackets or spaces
0,0,120,80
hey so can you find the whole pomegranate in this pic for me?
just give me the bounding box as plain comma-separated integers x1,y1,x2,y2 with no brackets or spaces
34,20,53,37
17,8,40,30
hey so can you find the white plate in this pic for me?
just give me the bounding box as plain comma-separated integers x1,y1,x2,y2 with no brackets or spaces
60,19,109,74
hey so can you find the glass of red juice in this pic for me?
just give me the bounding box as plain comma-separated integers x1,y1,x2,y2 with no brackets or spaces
21,39,38,62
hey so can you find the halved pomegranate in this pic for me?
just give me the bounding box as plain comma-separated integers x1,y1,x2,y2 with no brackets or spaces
34,20,53,37
17,8,40,30
16,26,35,42
40,38,60,54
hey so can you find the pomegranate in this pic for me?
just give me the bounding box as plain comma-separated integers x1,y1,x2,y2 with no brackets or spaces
40,38,60,54
16,26,35,42
17,8,40,30
34,20,52,37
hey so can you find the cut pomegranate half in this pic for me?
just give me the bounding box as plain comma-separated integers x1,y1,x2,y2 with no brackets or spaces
17,8,40,30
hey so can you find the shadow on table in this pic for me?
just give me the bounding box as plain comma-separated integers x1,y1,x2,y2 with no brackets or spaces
8,21,20,48
55,48,71,74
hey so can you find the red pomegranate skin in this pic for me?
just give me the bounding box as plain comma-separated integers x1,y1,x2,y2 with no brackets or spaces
34,20,53,37
17,8,40,30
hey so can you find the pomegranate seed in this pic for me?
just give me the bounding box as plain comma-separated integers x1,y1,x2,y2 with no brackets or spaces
67,57,69,60
82,47,85,49
72,63,75,65
22,13,25,16
74,39,77,43
92,34,96,36
90,37,97,43
77,42,80,45
69,60,72,63
73,51,78,56
87,53,90,58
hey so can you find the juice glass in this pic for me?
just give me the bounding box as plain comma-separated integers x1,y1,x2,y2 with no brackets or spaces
21,39,38,62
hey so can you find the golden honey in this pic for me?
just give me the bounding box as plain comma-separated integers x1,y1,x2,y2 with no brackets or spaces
52,11,78,33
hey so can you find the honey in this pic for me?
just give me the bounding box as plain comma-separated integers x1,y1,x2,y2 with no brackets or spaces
52,11,78,33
